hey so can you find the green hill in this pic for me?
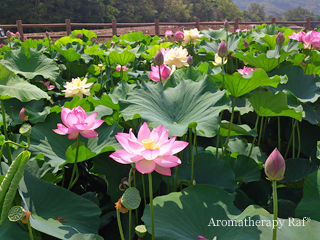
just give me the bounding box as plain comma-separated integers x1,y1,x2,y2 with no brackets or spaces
232,0,320,16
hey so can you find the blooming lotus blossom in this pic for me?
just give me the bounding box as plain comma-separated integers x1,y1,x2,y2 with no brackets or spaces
41,80,55,90
115,65,128,72
53,106,104,140
62,77,93,98
164,46,189,68
19,108,28,121
110,122,188,176
174,30,184,42
149,64,171,83
183,28,203,45
236,66,257,75
288,31,305,42
302,30,320,49
265,148,285,181
213,53,227,66
165,30,173,37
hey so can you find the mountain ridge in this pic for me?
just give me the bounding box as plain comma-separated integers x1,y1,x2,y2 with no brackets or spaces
232,0,320,16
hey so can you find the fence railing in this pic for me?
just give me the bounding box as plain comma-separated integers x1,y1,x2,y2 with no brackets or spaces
0,18,319,42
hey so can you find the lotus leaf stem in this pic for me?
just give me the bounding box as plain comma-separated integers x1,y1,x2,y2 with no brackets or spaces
128,168,132,240
257,116,264,147
249,115,260,158
272,180,278,240
148,173,155,240
221,97,235,159
141,174,147,207
68,136,80,190
116,209,125,240
190,128,196,184
278,117,281,151
27,220,34,240
296,121,301,158
1,100,12,164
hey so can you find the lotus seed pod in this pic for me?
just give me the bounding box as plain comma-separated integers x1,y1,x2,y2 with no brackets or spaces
19,123,32,137
135,225,147,238
8,206,26,222
121,187,141,210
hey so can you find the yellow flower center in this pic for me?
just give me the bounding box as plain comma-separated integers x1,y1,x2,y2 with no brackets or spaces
141,139,160,150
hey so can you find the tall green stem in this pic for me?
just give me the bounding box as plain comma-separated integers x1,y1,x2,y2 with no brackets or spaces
292,119,295,159
141,174,147,207
221,97,236,159
221,58,225,89
216,111,224,157
257,116,264,147
296,121,301,158
148,173,155,240
116,209,125,240
249,115,260,158
27,220,34,240
128,168,132,240
68,136,80,190
190,128,196,184
272,181,278,240
278,117,281,151
1,100,12,164
284,120,297,159
0,139,30,161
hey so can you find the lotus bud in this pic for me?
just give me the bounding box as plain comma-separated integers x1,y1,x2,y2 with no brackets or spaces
218,41,228,58
115,65,128,72
19,108,28,122
276,32,285,45
224,20,229,30
187,55,193,65
15,32,20,38
165,30,173,37
265,148,285,181
6,30,12,39
243,40,249,48
0,43,3,48
175,30,184,42
24,36,28,40
76,34,83,38
154,50,164,66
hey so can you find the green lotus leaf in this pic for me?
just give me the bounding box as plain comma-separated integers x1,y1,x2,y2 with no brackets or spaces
25,105,51,124
0,64,49,101
109,50,136,66
120,79,230,137
164,66,208,89
213,68,283,97
177,152,237,193
71,29,97,40
18,170,101,239
1,47,59,80
224,155,261,183
270,66,320,103
295,170,320,221
304,102,320,125
249,91,303,121
201,28,230,40
51,45,81,62
141,184,268,240
227,138,267,164
280,158,318,183
219,120,257,137
0,217,40,240
141,42,172,61
233,45,297,72
91,152,163,203
108,81,136,104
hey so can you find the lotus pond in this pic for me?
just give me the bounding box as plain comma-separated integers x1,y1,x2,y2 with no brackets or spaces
0,24,320,240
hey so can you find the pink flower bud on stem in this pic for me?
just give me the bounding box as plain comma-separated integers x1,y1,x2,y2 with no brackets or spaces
276,32,285,45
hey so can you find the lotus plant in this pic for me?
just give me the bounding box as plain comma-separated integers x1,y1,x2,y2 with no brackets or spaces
182,28,203,46
165,30,173,37
53,106,104,190
236,66,257,75
110,122,188,239
265,148,286,240
149,64,171,83
174,30,184,42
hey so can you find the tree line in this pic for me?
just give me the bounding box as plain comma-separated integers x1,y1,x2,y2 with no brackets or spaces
1,0,319,26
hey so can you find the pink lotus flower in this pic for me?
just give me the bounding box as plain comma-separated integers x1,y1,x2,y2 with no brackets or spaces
53,106,104,140
165,30,173,37
149,64,171,83
19,108,28,121
235,28,249,32
110,122,188,176
41,80,55,90
198,236,209,240
265,148,285,181
236,66,257,75
288,31,305,42
0,43,3,48
115,65,128,72
302,30,320,49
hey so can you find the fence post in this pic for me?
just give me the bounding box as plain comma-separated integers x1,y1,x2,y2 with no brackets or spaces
234,18,239,32
112,19,117,36
195,18,200,30
65,19,71,35
272,18,276,25
306,17,311,31
16,20,24,42
155,19,160,36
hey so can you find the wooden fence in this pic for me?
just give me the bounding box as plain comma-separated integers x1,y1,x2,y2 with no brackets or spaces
0,18,319,42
